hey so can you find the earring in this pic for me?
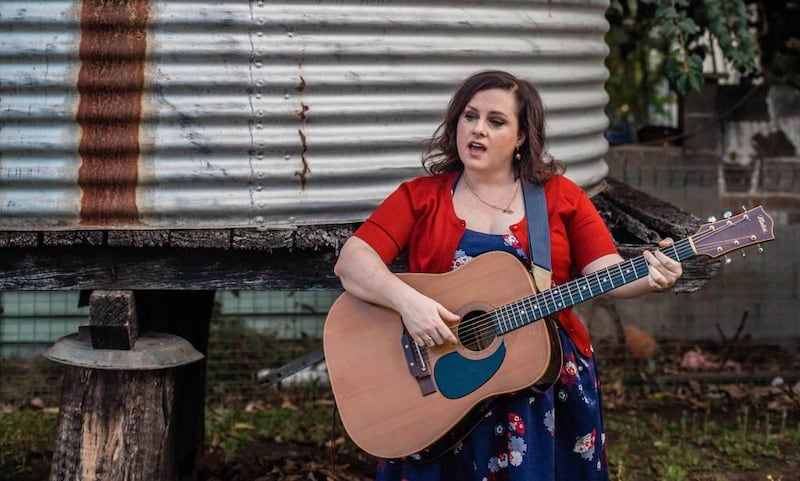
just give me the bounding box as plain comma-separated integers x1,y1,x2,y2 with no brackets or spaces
514,146,521,161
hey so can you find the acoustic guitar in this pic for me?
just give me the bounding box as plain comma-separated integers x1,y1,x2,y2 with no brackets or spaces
323,206,775,462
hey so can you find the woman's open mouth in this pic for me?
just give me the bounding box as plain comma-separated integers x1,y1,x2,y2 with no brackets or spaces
467,141,487,154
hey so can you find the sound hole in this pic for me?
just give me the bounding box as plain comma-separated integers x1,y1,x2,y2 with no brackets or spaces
458,310,496,352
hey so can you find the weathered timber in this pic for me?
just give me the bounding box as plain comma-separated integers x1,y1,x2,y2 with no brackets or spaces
0,247,342,290
168,230,230,249
597,177,704,239
28,226,358,251
0,231,38,247
43,231,104,247
88,290,138,350
107,230,171,248
0,177,720,291
592,195,663,244
51,367,177,481
232,228,303,251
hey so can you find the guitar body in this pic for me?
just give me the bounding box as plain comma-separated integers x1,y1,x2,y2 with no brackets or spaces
323,251,563,461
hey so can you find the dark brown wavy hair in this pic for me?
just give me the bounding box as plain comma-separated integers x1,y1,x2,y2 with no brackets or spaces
423,70,564,184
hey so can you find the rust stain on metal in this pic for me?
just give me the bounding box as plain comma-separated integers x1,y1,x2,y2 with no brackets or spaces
294,71,310,188
295,75,306,92
77,0,150,226
295,129,311,189
296,102,309,121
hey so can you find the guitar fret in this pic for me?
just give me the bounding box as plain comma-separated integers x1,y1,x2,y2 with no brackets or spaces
606,268,615,289
547,288,558,314
513,305,523,329
532,297,543,319
623,260,635,282
566,283,576,306
576,279,585,301
556,286,566,309
493,309,503,334
516,304,527,328
504,305,513,331
501,306,512,331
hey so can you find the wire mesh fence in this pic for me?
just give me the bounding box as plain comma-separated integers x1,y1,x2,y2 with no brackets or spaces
1,288,797,409
0,290,340,407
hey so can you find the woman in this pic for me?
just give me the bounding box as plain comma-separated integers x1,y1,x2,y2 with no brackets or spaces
334,70,682,480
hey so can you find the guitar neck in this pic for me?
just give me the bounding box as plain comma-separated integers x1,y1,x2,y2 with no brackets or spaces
494,237,696,335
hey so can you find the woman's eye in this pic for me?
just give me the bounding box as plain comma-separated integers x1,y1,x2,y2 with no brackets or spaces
490,119,504,126
464,112,476,121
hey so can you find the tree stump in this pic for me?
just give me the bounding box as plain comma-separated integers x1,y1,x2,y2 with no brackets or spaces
45,290,205,481
50,368,177,481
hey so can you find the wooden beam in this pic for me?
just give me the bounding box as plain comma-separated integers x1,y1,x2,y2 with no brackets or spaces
0,246,343,290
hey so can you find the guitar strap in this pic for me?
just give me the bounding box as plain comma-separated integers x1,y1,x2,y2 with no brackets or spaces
522,181,552,292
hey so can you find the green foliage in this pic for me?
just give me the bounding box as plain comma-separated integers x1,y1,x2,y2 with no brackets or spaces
605,0,762,133
654,0,705,95
0,410,56,479
606,408,800,480
703,0,760,75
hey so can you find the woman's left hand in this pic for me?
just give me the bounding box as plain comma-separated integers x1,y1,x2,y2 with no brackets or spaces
643,238,683,292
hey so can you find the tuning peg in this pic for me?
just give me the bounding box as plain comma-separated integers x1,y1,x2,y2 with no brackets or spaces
723,210,733,219
724,255,732,265
741,206,748,212
757,245,764,254
741,250,747,258
707,215,717,222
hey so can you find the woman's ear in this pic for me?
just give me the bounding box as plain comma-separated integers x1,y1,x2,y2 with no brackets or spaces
516,134,526,147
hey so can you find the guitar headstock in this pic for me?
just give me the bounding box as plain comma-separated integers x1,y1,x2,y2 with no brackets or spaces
691,206,775,258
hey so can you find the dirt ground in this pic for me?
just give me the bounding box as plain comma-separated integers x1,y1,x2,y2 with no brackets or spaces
197,400,800,481
199,438,376,481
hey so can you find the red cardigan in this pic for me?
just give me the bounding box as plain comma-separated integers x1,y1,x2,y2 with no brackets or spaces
353,171,618,357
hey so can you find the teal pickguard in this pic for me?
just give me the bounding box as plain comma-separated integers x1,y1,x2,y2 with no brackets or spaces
434,342,506,399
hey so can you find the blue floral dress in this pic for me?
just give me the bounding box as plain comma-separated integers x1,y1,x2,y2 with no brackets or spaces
375,229,609,481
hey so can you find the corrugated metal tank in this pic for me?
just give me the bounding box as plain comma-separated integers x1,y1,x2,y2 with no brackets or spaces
0,0,611,230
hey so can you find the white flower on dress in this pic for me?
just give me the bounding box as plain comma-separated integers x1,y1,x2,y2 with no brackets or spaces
543,408,555,436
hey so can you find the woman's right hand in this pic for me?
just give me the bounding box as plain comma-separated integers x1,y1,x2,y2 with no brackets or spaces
335,236,459,347
396,291,460,347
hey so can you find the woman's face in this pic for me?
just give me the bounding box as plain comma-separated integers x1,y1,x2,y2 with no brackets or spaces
456,88,523,176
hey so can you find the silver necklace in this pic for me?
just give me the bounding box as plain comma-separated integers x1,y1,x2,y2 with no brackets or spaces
463,177,520,215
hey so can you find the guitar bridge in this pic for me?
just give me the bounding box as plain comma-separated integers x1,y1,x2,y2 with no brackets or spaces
401,331,437,396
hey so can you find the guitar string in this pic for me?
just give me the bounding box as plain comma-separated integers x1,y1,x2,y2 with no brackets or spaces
444,218,754,342
436,240,685,342
448,221,746,343
424,217,754,345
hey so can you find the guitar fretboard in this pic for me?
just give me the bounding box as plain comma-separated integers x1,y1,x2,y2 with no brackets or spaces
493,238,695,335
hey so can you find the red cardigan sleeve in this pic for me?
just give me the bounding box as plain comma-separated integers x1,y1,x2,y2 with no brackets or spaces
352,182,416,264
566,184,618,271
